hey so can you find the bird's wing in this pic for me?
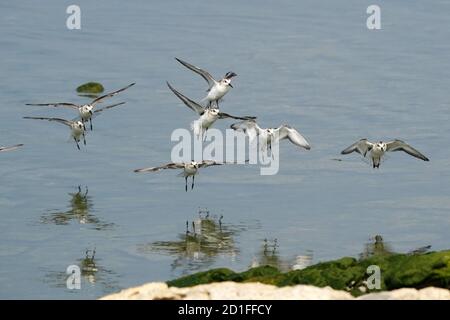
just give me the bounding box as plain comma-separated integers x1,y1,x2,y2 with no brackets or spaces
230,119,261,143
91,83,135,105
134,162,185,173
341,139,373,157
218,112,257,121
0,144,24,152
93,102,126,114
197,160,224,168
23,116,73,127
175,57,217,88
25,102,79,109
275,125,311,150
386,140,429,161
166,82,205,115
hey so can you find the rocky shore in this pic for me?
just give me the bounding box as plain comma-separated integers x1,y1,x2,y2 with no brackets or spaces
101,249,450,300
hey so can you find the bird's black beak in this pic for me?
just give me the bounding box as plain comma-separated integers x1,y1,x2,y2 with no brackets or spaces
229,83,233,88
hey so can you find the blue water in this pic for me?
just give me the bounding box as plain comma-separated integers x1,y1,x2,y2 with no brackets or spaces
1,0,449,299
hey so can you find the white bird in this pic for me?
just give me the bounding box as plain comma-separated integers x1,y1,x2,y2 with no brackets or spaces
175,58,237,108
341,139,429,168
230,119,311,154
167,82,256,138
0,144,23,153
134,160,225,192
23,117,86,150
26,83,135,130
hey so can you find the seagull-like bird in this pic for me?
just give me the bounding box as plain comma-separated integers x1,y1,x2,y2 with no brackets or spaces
230,119,311,154
134,160,225,192
341,139,429,168
0,144,23,152
23,117,86,150
26,83,135,130
167,82,256,138
175,58,236,108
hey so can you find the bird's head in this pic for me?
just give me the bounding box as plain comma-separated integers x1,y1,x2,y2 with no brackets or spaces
81,104,94,114
190,161,199,169
75,121,85,130
375,141,387,151
209,108,220,116
222,72,237,87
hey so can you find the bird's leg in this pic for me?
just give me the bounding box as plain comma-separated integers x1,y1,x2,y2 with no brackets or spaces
75,138,80,150
191,175,195,190
185,176,188,192
90,119,93,131
83,133,86,145
269,143,274,159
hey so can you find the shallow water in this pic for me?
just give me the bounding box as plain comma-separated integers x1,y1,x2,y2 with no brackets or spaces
1,0,449,299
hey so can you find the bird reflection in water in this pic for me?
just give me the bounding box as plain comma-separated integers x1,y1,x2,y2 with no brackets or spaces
40,186,113,230
359,235,395,260
138,208,251,275
250,239,313,272
359,234,432,259
43,248,120,294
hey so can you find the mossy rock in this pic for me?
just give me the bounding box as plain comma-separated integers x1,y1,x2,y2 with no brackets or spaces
167,250,450,296
76,82,104,94
167,268,235,288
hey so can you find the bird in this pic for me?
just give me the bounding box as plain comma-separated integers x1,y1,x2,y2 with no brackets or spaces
26,83,135,130
0,144,23,152
167,82,256,138
134,160,226,192
175,58,237,108
23,117,86,150
341,139,429,168
230,119,311,154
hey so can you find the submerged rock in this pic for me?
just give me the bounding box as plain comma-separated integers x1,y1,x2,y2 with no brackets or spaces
76,82,104,94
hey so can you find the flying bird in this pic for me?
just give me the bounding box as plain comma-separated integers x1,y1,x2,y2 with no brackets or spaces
0,144,23,153
175,58,236,108
134,160,227,192
26,83,135,130
341,139,429,168
230,119,311,154
167,82,255,138
23,117,86,150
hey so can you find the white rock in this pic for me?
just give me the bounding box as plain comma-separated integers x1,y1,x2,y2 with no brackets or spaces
358,287,450,300
100,282,450,300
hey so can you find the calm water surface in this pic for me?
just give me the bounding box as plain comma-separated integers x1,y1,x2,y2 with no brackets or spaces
1,0,449,298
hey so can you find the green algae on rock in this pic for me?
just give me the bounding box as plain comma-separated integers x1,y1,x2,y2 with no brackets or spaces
76,82,104,94
167,250,450,296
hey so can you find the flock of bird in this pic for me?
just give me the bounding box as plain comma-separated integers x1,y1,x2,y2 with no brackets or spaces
1,58,430,191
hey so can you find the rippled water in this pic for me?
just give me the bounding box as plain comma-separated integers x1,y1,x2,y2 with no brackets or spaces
1,0,449,299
